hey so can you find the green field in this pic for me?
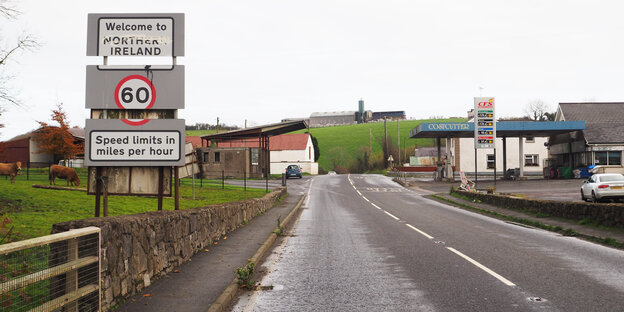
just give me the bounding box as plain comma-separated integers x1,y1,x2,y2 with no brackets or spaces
0,169,267,242
186,129,218,137
294,118,465,172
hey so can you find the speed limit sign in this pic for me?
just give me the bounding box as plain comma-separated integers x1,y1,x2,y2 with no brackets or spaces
85,65,184,110
115,75,156,109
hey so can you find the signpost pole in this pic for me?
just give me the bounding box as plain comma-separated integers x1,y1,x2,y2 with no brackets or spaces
474,149,478,189
102,167,108,217
175,167,180,210
158,167,164,210
95,167,101,217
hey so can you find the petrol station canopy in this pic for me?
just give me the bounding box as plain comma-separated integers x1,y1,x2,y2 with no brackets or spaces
410,121,586,139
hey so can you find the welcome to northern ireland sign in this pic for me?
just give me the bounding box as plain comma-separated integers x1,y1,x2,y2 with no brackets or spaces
87,13,185,57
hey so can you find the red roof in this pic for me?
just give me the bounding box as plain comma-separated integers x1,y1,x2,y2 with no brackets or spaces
186,136,203,148
216,133,310,151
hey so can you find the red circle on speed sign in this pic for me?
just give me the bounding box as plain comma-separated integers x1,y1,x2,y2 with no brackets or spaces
114,75,156,110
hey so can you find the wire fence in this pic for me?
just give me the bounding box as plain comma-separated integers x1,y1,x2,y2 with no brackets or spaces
0,227,100,312
3,166,278,193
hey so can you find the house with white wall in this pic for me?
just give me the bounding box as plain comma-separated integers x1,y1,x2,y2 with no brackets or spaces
269,133,318,175
455,136,549,176
216,133,318,175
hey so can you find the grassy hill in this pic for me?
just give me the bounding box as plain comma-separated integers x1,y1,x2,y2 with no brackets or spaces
294,118,465,172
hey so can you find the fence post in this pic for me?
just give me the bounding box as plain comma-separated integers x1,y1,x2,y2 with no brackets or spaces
65,238,79,312
222,170,225,189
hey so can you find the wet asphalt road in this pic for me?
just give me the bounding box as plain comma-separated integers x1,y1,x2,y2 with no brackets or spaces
232,174,624,312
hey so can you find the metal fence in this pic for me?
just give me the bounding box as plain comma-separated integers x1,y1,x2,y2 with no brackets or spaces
0,227,100,312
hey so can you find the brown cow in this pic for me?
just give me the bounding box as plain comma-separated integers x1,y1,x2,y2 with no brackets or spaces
0,162,21,183
49,164,81,187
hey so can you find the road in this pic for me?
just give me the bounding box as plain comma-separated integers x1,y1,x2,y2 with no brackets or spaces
231,174,624,311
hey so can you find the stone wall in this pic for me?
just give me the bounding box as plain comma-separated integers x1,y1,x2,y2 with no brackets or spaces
454,190,624,228
51,187,286,311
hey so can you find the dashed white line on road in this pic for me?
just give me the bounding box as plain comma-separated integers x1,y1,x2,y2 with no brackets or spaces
446,247,516,287
406,224,434,239
371,203,381,210
384,211,400,220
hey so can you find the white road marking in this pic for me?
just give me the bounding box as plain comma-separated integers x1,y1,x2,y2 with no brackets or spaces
406,224,434,239
446,247,516,287
356,190,362,196
384,211,400,220
304,178,314,207
362,197,370,202
371,203,381,210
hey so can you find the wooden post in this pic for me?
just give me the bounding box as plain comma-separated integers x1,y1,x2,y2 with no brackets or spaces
95,167,101,217
175,167,180,210
65,238,78,312
158,167,164,210
102,167,108,217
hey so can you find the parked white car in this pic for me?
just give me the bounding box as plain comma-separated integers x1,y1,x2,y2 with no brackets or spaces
580,173,624,202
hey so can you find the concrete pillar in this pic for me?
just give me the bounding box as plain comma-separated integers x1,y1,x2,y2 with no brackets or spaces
445,137,454,181
519,136,524,178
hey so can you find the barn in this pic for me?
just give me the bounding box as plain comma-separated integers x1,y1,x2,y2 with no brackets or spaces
0,127,85,168
309,111,357,127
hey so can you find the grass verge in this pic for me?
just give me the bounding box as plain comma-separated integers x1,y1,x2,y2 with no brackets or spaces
0,172,267,242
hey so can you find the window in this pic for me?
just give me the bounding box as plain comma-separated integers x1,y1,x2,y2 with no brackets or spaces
486,154,495,169
525,137,535,143
214,152,221,163
251,148,259,165
595,151,622,165
525,154,539,166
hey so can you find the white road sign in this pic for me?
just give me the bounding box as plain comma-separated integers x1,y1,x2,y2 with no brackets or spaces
90,131,180,161
87,13,185,57
85,119,186,166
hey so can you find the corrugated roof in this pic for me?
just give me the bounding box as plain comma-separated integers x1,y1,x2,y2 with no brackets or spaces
216,133,310,151
201,120,308,142
310,111,356,117
559,103,624,144
186,136,203,148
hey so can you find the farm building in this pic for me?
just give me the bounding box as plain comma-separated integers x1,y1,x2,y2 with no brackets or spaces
371,111,406,121
215,133,318,175
199,120,310,179
0,127,85,168
309,111,357,127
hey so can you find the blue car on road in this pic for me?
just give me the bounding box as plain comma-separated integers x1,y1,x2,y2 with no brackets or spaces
286,165,303,179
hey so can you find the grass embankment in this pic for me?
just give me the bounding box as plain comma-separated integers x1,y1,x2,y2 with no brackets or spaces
294,118,465,172
186,129,218,137
0,168,267,242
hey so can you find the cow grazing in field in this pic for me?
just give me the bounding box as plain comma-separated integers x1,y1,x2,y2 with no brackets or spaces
0,162,21,183
49,164,81,187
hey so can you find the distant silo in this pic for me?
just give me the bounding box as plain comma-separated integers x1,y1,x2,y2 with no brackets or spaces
357,99,365,123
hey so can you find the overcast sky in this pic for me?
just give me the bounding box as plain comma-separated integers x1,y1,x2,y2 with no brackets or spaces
1,0,624,141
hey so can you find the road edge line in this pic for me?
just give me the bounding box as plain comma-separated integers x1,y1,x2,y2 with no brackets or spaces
207,194,306,312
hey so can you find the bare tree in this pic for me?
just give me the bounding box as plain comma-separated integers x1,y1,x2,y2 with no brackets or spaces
524,99,553,121
0,0,38,107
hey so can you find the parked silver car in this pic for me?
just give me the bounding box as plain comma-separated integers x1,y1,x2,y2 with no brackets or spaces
580,173,624,202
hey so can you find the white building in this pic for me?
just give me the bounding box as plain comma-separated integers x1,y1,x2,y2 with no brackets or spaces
454,136,549,176
269,133,318,175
